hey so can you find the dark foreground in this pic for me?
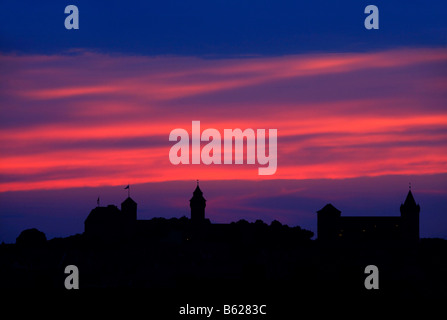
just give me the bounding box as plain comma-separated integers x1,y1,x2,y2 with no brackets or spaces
1,220,446,316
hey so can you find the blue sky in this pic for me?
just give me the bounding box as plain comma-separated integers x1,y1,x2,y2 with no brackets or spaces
1,1,446,55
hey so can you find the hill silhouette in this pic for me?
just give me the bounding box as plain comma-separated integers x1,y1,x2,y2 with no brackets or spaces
0,183,446,303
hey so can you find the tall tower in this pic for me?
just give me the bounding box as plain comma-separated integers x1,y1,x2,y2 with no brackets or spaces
121,197,137,221
190,180,206,223
400,189,420,242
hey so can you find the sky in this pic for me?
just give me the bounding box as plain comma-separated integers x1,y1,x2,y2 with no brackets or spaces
0,1,446,243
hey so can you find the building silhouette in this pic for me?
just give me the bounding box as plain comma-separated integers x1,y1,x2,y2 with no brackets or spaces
121,196,137,221
190,181,206,223
84,183,209,239
85,183,419,245
317,189,420,243
84,196,137,238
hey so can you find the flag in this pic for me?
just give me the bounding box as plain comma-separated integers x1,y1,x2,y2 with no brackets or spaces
124,185,129,189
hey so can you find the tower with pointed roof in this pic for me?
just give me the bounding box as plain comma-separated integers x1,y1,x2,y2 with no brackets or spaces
190,180,206,223
316,203,341,241
121,196,137,221
400,189,420,242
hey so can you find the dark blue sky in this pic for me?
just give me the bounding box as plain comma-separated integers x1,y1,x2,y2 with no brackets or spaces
1,0,446,55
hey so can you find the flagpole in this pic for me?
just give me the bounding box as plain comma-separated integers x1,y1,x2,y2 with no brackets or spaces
124,184,130,198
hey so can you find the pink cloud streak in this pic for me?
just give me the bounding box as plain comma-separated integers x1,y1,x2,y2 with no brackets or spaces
0,48,446,191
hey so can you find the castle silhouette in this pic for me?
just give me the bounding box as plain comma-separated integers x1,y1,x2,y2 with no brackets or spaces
317,189,420,243
85,182,419,244
84,181,210,240
5,182,445,299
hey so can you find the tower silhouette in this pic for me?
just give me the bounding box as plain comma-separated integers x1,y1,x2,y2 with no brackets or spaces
400,189,420,242
316,203,341,242
190,180,206,223
121,196,137,221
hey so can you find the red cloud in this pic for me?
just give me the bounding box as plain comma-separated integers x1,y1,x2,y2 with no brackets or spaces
1,48,446,191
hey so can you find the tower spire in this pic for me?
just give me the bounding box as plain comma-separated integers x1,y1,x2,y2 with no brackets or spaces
400,185,420,242
190,180,206,223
